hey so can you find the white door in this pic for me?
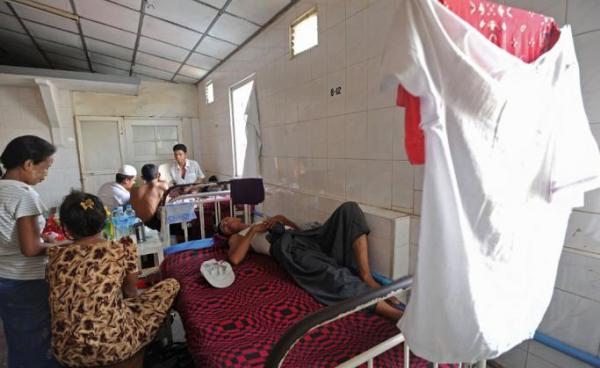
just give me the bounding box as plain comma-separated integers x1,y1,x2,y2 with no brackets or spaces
123,118,183,181
75,116,125,194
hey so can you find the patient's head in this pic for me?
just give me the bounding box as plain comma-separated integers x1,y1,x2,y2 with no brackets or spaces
173,144,187,165
218,217,246,237
141,164,159,182
60,191,106,240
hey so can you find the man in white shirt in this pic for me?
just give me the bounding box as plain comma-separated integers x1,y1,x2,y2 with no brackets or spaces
170,143,205,186
97,164,137,209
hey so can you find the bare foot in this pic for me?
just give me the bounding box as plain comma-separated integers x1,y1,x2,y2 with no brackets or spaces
364,276,382,290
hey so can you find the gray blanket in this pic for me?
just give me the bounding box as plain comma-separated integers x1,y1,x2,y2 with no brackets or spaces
270,202,372,306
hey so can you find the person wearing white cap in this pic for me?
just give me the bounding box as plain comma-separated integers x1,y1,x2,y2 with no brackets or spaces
97,164,137,209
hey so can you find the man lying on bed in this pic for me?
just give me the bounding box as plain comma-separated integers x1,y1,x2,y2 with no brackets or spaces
217,202,403,320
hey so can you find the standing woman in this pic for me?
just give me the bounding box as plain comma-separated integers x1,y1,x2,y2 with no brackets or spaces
0,135,60,367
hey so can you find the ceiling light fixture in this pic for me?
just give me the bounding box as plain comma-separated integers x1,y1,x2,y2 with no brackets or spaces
5,0,79,21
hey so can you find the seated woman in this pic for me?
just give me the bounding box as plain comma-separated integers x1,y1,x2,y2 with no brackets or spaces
218,202,403,320
47,191,180,367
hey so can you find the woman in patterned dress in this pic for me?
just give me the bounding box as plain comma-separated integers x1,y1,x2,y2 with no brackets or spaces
47,191,180,367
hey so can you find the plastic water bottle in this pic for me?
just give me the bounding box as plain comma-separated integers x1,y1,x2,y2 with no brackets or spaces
124,205,144,242
112,207,127,240
124,205,136,228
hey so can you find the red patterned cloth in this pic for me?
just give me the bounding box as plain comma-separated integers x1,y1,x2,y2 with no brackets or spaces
398,0,561,164
162,239,454,367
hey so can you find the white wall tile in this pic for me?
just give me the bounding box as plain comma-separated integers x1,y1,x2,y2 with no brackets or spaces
409,216,420,247
413,165,424,190
310,119,328,158
567,0,600,35
525,353,561,368
325,158,346,198
539,289,600,355
296,121,311,157
392,106,408,160
365,160,392,208
367,56,395,110
366,0,399,59
392,243,410,279
326,0,346,29
564,210,600,255
346,8,368,67
327,69,346,116
326,21,346,74
345,61,368,113
327,115,345,158
555,249,600,303
367,107,394,160
364,211,392,239
344,112,367,159
284,123,300,157
528,340,595,368
393,161,414,210
347,0,368,19
413,190,423,215
345,159,368,203
312,158,327,195
368,235,393,277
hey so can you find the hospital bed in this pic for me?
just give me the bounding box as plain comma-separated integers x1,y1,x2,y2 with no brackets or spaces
157,180,488,367
161,236,489,367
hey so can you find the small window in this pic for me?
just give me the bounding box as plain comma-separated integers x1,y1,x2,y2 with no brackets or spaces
205,81,214,104
290,7,318,57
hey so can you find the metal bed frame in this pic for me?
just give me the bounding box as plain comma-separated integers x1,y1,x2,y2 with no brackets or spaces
158,182,240,244
157,182,489,367
266,275,488,368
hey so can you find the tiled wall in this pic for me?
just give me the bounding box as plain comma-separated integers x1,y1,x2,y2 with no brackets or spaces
0,86,80,207
196,0,600,366
197,0,416,279
197,0,417,213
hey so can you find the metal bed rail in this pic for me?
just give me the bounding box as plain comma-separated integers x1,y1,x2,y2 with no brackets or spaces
265,275,487,368
160,182,234,245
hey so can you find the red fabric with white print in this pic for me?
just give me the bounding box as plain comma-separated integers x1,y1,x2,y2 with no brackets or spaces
398,0,561,165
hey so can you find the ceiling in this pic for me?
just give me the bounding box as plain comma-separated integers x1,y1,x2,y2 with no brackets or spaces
0,0,293,84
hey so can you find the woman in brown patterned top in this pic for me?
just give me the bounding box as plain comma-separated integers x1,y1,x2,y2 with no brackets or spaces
47,191,180,367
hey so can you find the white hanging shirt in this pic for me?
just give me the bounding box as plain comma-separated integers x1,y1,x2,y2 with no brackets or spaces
381,0,600,362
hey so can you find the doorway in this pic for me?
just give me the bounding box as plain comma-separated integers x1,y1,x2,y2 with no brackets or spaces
229,75,255,177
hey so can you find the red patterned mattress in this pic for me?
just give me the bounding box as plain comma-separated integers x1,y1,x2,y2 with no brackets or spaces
161,240,443,367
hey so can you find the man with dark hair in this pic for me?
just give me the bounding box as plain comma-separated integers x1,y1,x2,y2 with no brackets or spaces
97,165,137,209
170,143,205,185
130,164,169,230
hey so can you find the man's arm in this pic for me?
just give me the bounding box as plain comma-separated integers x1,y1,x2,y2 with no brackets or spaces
228,223,268,265
265,215,300,230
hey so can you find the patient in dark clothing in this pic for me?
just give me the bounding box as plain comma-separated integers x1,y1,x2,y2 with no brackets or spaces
218,202,403,320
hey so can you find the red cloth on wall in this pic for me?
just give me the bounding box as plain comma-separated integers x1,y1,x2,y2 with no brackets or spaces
398,0,561,164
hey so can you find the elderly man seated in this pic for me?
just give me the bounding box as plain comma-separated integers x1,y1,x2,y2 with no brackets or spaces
218,202,403,320
97,164,137,209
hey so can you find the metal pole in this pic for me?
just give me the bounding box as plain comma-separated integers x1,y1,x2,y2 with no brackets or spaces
199,201,206,239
